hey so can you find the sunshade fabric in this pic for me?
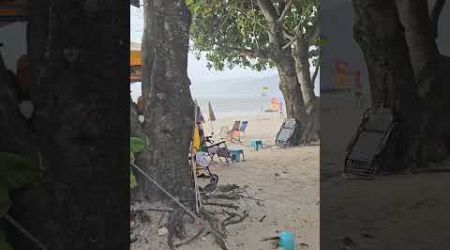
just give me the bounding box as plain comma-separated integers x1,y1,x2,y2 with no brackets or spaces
196,105,205,123
192,127,201,152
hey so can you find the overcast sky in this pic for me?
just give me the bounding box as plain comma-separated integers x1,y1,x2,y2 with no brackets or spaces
131,6,279,82
131,6,319,95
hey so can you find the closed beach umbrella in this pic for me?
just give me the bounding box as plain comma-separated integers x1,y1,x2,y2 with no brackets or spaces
208,102,216,121
208,102,216,135
196,105,205,124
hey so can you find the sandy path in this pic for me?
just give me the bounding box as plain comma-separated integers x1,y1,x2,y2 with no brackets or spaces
131,115,320,250
322,156,450,249
194,145,320,250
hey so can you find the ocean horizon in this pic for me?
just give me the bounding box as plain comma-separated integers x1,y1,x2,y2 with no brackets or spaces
130,74,287,118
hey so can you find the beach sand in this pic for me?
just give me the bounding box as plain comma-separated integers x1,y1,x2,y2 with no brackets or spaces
131,114,320,250
321,154,450,249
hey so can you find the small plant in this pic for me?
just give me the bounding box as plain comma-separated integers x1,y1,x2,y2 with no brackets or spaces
130,137,147,189
0,152,41,250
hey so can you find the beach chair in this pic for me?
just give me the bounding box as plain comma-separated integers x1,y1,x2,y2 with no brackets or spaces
228,120,243,143
219,126,229,137
203,136,231,165
231,120,240,131
239,121,248,136
195,152,217,177
344,108,397,178
275,119,300,146
190,127,220,184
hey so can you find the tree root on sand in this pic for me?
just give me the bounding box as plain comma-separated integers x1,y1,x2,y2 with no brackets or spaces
174,227,206,248
138,184,253,250
202,202,239,210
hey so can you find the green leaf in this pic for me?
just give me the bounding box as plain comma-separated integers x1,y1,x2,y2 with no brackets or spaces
300,242,310,248
0,229,13,250
0,152,40,189
130,137,146,189
0,184,11,217
0,152,40,250
130,137,146,154
130,152,135,164
189,0,318,71
130,170,138,189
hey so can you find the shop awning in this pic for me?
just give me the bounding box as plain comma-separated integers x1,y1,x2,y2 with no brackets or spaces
130,42,142,82
0,0,27,25
130,42,141,66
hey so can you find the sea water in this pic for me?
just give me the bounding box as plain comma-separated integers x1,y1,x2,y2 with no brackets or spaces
195,96,285,118
130,80,286,118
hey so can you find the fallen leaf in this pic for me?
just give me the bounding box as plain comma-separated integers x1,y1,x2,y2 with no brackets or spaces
157,227,168,236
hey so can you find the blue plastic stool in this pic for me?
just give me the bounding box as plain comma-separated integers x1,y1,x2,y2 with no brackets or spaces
229,149,245,162
250,139,263,151
278,231,295,250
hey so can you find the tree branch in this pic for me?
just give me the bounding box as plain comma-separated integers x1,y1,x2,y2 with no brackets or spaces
257,0,279,25
283,29,295,41
431,0,447,38
312,63,319,84
276,0,285,16
303,16,319,42
277,0,294,22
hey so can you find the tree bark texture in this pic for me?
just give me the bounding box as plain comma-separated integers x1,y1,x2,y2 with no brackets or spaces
257,0,317,144
138,0,197,209
141,0,156,105
394,0,449,162
352,0,449,169
292,40,320,142
9,0,130,249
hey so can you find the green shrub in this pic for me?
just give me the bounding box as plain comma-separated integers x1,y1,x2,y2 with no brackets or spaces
130,137,147,189
0,152,41,250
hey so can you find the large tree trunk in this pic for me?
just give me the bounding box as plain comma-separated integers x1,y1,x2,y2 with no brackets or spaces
9,0,130,249
138,0,196,209
394,0,449,162
352,0,449,169
275,54,309,139
292,40,320,142
257,0,315,144
352,0,423,170
141,0,156,104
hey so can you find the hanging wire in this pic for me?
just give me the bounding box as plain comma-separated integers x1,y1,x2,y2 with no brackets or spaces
131,162,227,247
3,214,48,250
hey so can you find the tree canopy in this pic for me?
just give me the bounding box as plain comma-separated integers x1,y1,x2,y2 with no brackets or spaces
188,0,319,71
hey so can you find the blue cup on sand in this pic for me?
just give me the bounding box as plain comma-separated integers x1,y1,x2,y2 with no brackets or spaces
278,231,295,250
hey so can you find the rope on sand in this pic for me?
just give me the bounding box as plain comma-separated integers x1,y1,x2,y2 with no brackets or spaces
3,214,48,250
131,162,228,249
